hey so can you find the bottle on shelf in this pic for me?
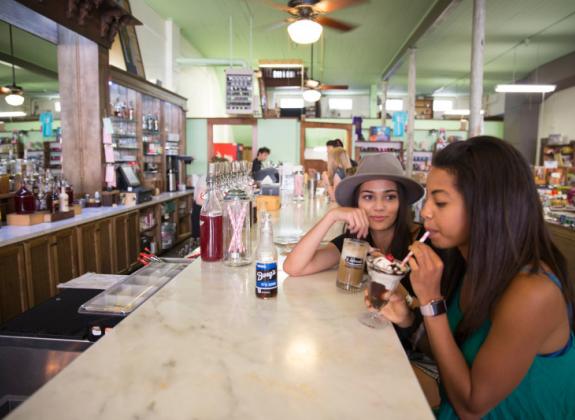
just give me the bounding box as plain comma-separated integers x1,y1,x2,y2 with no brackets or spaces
200,175,223,262
59,186,70,212
255,211,278,299
14,178,36,214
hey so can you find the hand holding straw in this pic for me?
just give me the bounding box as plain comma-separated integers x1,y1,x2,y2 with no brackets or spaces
400,231,430,267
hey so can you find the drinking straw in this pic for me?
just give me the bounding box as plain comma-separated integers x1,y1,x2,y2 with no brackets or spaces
400,231,430,267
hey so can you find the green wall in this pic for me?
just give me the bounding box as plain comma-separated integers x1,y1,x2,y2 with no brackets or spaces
4,120,61,143
187,118,208,175
186,117,505,175
257,119,300,165
231,125,253,147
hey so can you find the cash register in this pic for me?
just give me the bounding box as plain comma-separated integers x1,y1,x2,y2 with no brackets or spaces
116,165,153,204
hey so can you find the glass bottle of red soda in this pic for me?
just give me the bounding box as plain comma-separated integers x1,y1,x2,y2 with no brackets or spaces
200,175,223,261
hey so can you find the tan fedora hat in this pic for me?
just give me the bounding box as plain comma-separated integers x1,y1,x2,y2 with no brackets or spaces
334,153,424,207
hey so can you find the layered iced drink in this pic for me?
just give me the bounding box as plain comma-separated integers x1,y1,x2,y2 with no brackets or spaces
366,254,410,309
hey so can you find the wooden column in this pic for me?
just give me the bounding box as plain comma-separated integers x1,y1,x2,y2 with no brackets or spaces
58,26,108,194
469,0,485,138
406,49,416,177
380,79,389,128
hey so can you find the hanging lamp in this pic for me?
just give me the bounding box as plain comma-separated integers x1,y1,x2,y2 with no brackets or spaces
303,44,321,103
3,25,25,107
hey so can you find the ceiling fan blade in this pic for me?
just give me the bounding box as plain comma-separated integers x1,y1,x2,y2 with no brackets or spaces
315,15,357,32
258,18,291,32
255,0,297,14
319,84,348,90
314,0,369,14
0,86,11,94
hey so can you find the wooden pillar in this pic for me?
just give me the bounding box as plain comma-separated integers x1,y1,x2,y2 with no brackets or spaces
406,49,416,177
380,79,389,128
58,26,108,194
469,0,485,138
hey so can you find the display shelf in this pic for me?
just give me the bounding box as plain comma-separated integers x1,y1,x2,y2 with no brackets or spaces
107,68,187,194
540,139,574,168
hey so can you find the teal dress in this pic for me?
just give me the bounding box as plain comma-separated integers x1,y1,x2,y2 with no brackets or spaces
437,272,575,419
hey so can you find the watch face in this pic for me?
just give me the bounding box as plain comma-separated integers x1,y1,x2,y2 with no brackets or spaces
421,299,447,317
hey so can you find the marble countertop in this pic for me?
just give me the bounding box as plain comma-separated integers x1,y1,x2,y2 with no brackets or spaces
8,197,433,419
0,190,193,247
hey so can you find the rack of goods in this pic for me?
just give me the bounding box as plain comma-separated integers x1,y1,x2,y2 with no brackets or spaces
415,97,433,120
354,140,403,161
411,150,434,184
107,66,187,194
540,138,574,168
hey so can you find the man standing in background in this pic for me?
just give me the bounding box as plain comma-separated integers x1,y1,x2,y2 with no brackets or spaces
252,147,271,177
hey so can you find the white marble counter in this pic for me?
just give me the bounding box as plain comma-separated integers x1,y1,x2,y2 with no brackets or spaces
8,197,433,420
0,190,193,247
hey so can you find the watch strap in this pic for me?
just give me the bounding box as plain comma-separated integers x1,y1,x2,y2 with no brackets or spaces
420,298,447,317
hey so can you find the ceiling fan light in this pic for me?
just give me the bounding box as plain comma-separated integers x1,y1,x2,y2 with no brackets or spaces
306,79,320,89
288,19,323,44
303,88,321,102
5,92,24,107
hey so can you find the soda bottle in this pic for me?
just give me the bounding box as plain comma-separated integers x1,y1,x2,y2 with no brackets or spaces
200,175,223,261
255,211,278,298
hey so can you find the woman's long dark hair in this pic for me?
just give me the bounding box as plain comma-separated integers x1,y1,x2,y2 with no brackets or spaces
433,136,573,339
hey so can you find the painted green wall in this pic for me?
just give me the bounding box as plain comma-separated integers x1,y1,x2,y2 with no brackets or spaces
231,125,253,147
4,120,61,143
185,117,505,175
257,119,300,165
187,118,208,175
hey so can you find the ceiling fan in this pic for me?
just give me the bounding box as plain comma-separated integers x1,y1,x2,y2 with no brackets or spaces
305,43,347,91
261,0,368,44
303,43,347,102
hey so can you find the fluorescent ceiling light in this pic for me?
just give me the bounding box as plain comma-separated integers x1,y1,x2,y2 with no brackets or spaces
259,59,303,68
433,99,453,112
287,19,323,45
329,98,352,110
0,111,26,117
5,93,24,106
280,97,304,109
495,84,556,93
385,99,404,111
443,109,485,116
303,89,321,102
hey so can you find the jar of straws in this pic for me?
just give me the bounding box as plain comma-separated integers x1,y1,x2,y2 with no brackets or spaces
223,189,252,266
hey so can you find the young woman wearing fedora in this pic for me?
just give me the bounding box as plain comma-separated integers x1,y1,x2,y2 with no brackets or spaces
284,153,425,277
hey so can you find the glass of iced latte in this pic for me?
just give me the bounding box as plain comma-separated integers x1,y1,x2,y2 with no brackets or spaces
336,238,369,291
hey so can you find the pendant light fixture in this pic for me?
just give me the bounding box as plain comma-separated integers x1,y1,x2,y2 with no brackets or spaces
303,44,321,103
288,18,323,45
3,25,25,107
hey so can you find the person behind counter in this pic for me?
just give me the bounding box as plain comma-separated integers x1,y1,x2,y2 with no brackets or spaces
375,136,575,418
251,147,270,178
284,153,425,278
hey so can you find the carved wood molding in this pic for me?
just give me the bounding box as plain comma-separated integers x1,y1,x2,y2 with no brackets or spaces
15,0,141,48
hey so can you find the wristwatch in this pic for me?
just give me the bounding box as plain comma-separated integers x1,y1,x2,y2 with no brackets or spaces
420,298,447,317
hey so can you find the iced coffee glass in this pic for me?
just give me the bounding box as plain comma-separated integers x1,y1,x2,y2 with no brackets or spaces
336,238,369,291
359,255,409,329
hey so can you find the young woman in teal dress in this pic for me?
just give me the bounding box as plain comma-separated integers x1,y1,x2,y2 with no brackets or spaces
378,136,575,418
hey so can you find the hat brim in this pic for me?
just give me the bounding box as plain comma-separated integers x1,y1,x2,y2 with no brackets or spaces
334,173,424,207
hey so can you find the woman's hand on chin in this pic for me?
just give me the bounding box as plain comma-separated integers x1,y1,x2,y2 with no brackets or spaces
328,207,370,238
